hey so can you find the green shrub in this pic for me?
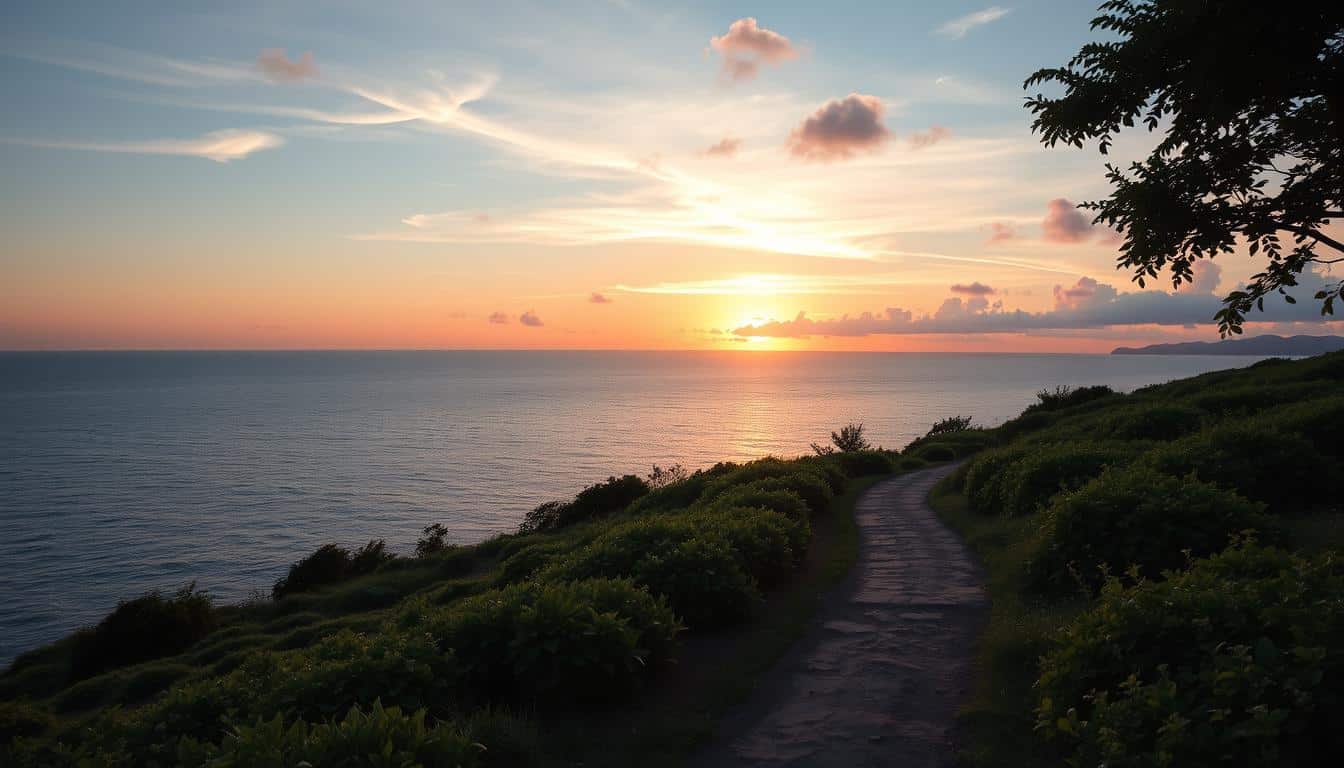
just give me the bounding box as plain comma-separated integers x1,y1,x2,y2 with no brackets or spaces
1094,402,1205,441
720,472,832,517
903,428,995,459
496,541,568,584
1263,394,1344,458
182,702,488,768
1145,422,1334,511
898,456,928,471
1024,384,1115,414
687,506,800,583
913,444,956,462
828,450,895,477
69,582,217,680
1036,544,1344,767
0,702,52,744
701,487,811,558
273,541,393,600
961,445,1031,514
794,456,847,493
996,442,1138,518
626,462,737,515
1029,466,1273,593
423,578,680,707
539,519,760,629
519,475,650,532
1186,381,1333,417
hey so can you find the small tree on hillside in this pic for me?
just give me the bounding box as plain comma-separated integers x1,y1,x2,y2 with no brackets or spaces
812,423,871,455
925,415,974,438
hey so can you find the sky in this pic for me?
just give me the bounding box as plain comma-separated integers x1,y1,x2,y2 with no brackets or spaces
2,0,1340,352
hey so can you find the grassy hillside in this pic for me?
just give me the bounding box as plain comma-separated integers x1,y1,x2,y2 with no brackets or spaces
930,351,1344,767
0,431,976,767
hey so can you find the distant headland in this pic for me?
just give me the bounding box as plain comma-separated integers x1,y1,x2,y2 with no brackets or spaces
1112,334,1344,356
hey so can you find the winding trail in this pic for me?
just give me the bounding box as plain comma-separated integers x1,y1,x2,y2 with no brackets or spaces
690,464,987,767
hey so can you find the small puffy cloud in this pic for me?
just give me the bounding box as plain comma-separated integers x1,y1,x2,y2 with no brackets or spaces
710,18,798,82
589,292,613,304
257,49,318,82
987,222,1017,242
1042,198,1094,243
788,93,890,162
951,281,996,296
487,312,509,324
703,137,742,157
520,310,544,327
908,125,951,149
935,7,1012,39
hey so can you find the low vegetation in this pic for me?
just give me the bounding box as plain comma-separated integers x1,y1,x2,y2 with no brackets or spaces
931,351,1344,767
0,422,976,766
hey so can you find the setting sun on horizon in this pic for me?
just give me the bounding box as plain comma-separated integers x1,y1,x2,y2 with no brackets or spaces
4,2,1339,352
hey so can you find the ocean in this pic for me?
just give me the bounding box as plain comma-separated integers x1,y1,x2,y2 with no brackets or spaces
0,350,1266,664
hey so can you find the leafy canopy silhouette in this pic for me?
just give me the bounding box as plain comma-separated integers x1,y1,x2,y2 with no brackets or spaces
1025,0,1344,335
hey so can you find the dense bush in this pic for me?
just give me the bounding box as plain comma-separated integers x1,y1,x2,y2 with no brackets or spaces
106,627,458,759
273,540,394,600
178,702,495,768
625,462,737,515
1092,402,1205,441
495,541,567,584
1145,422,1334,511
68,583,217,680
519,475,650,532
539,518,761,628
1028,466,1273,593
688,507,799,583
961,445,1032,514
717,472,832,517
424,578,680,707
828,450,895,478
1036,545,1344,767
1024,384,1115,414
1185,381,1333,417
995,442,1138,518
912,444,956,462
1263,395,1344,458
924,415,974,438
0,701,52,744
701,488,811,558
793,456,847,493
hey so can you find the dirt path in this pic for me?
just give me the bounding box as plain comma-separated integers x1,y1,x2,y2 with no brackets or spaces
689,465,986,767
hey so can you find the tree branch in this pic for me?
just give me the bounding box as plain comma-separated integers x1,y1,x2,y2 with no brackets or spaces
1276,223,1344,255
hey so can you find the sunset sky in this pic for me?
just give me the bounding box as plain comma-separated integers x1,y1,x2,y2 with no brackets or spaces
3,0,1340,352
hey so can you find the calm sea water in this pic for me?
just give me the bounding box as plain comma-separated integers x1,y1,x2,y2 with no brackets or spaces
0,350,1266,664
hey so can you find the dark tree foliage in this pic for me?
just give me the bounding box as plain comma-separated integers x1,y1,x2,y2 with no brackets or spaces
811,422,870,455
924,415,973,438
69,583,217,680
1026,1,1344,335
272,540,393,600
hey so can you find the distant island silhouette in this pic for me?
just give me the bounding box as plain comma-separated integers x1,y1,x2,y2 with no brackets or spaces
1112,334,1344,356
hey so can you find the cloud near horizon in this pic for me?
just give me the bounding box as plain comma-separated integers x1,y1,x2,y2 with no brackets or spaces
257,49,318,82
520,310,544,327
787,93,890,162
951,281,996,296
935,7,1012,39
487,311,510,324
709,18,798,82
733,270,1338,338
589,292,613,304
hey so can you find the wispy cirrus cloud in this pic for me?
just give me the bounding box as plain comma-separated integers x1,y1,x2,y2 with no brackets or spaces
935,7,1012,40
6,129,282,162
